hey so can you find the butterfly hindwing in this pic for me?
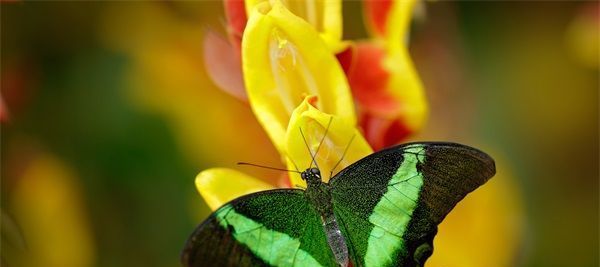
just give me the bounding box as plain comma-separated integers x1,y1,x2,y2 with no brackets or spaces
329,142,495,267
182,189,338,267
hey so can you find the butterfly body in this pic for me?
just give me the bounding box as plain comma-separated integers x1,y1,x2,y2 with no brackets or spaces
302,168,333,216
182,142,496,267
302,168,349,266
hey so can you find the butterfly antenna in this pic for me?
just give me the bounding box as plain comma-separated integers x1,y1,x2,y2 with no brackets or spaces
329,134,356,178
311,116,333,170
237,162,301,174
285,153,301,172
299,127,317,169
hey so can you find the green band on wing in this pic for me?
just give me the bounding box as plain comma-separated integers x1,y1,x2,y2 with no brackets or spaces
216,205,323,267
364,145,426,266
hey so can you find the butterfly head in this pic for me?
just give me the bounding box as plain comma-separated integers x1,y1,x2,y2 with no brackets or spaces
300,167,322,185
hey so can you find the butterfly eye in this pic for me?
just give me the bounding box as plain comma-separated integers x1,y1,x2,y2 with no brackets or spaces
301,172,308,180
413,243,433,265
311,168,320,175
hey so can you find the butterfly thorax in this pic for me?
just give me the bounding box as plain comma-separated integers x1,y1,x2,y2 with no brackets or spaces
301,168,333,214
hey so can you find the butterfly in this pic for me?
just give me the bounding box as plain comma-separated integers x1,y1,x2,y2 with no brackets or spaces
181,142,495,267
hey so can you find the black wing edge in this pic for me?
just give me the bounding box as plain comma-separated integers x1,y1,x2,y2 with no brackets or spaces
416,142,496,223
403,142,496,265
181,189,304,267
330,141,496,187
418,141,496,177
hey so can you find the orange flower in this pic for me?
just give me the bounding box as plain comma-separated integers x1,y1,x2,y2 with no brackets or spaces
343,0,427,150
340,41,426,150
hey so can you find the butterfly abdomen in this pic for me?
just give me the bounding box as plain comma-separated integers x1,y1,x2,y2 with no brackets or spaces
305,181,350,267
323,214,349,267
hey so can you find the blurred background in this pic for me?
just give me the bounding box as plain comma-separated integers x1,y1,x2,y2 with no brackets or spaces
1,1,597,267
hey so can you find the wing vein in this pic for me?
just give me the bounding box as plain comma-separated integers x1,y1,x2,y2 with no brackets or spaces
382,194,411,217
390,185,417,204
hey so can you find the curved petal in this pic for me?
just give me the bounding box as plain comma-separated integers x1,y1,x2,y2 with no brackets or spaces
347,42,427,149
363,0,393,38
242,0,355,154
359,111,412,151
347,36,425,120
285,96,373,186
383,48,428,132
363,0,417,53
357,0,427,149
245,0,345,52
203,30,247,101
195,168,275,211
224,0,248,52
381,0,416,53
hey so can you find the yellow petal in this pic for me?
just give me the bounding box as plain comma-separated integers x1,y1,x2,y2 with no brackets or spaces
356,0,428,140
382,49,428,132
242,0,356,155
285,96,373,186
245,0,345,52
383,0,417,54
374,0,427,133
195,168,276,211
345,42,427,146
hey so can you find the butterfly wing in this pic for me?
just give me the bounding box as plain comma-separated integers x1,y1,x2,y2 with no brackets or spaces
182,189,338,267
329,142,496,267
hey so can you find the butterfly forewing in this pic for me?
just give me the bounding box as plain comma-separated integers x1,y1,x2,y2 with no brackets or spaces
329,142,495,267
182,189,338,267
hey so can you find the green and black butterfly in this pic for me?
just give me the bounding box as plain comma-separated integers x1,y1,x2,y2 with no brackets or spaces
182,142,495,267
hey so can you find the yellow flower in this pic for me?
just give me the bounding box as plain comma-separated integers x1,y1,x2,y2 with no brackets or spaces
284,96,372,186
197,0,372,207
196,168,275,211
196,95,373,210
244,0,345,52
242,0,356,155
210,0,345,101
